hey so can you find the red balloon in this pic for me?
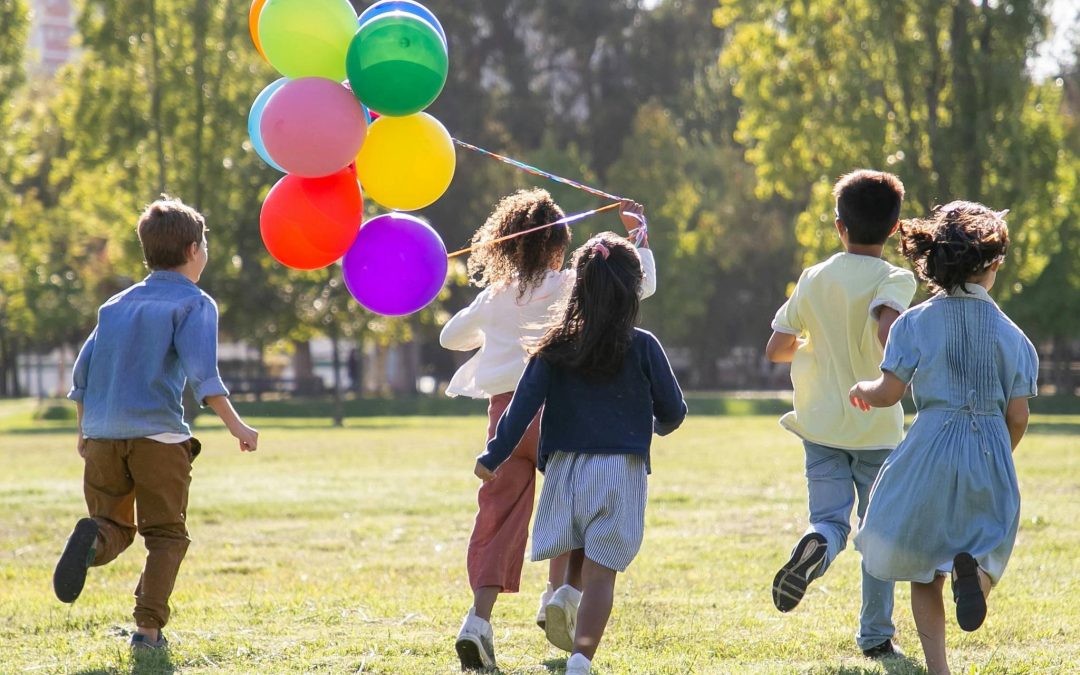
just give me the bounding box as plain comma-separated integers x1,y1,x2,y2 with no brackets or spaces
260,168,363,270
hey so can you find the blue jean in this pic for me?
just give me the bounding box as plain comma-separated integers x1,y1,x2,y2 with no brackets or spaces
802,441,895,650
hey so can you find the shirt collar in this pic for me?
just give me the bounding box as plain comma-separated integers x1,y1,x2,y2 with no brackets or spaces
147,270,198,287
945,282,996,304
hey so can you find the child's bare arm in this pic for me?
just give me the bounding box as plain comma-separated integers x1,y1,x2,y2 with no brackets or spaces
205,395,259,452
1005,397,1030,451
765,331,799,363
876,307,901,348
849,372,906,410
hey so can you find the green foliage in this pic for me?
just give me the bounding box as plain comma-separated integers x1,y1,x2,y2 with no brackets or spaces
718,0,1080,317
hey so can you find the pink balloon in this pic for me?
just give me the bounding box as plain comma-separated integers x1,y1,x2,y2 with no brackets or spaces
260,77,368,178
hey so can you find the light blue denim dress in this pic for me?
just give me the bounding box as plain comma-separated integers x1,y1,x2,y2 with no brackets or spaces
855,284,1039,585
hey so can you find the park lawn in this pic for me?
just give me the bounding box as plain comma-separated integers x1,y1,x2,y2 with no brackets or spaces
0,414,1078,674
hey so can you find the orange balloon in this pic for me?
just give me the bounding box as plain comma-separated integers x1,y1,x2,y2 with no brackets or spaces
260,168,363,270
249,0,269,61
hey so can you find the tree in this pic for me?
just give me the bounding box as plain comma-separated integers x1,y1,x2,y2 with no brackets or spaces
717,0,1072,312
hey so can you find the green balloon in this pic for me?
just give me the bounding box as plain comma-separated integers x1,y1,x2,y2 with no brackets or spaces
259,0,357,80
346,13,449,117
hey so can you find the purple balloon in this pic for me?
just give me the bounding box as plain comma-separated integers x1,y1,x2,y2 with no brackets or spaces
260,77,368,178
342,212,447,315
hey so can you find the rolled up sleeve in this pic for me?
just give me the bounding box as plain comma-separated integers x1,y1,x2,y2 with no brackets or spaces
638,248,657,299
68,328,98,402
175,298,229,405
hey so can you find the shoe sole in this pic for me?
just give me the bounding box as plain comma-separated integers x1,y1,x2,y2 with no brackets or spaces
53,518,98,603
544,602,575,653
772,533,827,612
953,553,987,632
455,636,493,671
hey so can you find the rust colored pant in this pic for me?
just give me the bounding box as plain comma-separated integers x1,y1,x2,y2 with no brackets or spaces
83,437,199,629
467,392,542,593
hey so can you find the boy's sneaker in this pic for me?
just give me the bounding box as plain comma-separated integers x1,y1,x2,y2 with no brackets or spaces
952,552,987,632
565,653,592,675
772,532,827,612
130,632,168,650
455,608,496,671
53,518,99,603
862,639,904,659
544,584,581,653
536,582,556,628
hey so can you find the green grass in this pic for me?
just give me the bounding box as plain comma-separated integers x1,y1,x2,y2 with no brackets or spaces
1,413,1079,673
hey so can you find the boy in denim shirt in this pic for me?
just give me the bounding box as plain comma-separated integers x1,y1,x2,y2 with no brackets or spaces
765,171,916,659
55,197,258,650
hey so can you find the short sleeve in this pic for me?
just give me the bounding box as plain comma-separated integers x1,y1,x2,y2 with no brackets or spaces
879,312,919,383
869,268,917,319
1009,336,1039,399
771,272,807,335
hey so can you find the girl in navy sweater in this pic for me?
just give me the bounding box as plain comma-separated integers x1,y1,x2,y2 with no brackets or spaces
475,232,686,675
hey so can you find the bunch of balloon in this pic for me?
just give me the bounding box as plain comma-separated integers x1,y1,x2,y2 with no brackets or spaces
247,0,453,316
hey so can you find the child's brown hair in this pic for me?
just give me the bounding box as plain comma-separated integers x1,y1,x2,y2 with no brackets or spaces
137,196,207,270
900,201,1009,294
467,188,569,299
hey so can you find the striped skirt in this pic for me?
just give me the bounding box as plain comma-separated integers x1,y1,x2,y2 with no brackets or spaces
531,452,648,572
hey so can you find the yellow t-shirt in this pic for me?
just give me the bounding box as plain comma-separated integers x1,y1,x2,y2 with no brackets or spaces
772,252,917,450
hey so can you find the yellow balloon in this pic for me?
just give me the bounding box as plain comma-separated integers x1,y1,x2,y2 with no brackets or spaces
356,113,456,211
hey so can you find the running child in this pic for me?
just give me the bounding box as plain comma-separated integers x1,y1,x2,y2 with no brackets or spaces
765,170,916,658
55,197,258,650
474,232,686,675
851,201,1037,675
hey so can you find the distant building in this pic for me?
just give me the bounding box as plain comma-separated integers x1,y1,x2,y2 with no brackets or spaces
27,0,75,75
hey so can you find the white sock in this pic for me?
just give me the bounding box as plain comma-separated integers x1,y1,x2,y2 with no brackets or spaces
567,653,591,668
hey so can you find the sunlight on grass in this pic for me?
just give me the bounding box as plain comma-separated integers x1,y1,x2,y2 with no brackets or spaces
1,416,1077,673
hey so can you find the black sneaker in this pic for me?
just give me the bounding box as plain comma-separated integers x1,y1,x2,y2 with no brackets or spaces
53,518,99,603
772,532,827,612
952,552,987,631
863,639,904,659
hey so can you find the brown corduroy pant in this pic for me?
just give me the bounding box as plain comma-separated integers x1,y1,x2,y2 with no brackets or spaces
82,437,200,629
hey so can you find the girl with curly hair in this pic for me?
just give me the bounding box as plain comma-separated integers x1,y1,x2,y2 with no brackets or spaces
442,189,656,671
849,201,1039,675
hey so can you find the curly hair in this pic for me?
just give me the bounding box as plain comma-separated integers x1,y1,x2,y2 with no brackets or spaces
900,201,1010,294
533,232,643,377
467,188,570,300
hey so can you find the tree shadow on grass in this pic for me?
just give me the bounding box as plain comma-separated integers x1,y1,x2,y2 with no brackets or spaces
543,656,568,673
814,655,927,675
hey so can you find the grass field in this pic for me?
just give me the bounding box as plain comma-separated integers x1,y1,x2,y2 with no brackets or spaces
1,405,1078,674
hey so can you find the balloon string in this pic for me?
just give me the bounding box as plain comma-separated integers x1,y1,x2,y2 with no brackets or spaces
447,202,621,259
452,138,626,202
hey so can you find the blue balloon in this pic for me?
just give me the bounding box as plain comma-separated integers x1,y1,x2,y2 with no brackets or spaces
247,78,288,172
357,0,447,50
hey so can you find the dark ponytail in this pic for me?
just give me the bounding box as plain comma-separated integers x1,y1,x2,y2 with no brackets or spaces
900,201,1010,294
533,232,643,377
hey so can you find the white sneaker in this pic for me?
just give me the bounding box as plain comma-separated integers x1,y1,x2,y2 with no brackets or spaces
565,653,592,675
536,582,555,628
544,584,581,652
455,608,496,671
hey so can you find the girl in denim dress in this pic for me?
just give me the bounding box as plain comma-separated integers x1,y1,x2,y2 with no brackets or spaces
849,202,1038,675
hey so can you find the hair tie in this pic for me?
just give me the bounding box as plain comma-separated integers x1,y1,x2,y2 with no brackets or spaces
592,242,610,260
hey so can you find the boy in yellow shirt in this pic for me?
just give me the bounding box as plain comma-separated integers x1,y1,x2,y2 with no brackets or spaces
766,170,915,659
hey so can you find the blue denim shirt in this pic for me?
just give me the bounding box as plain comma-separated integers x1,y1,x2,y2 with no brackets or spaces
68,271,229,439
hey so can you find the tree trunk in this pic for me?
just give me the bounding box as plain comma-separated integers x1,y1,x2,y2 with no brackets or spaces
330,326,344,427
148,0,167,194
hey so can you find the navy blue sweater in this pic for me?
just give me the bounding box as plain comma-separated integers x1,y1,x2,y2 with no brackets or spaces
478,328,687,474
